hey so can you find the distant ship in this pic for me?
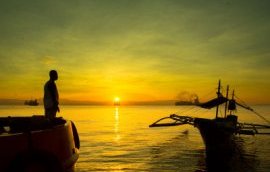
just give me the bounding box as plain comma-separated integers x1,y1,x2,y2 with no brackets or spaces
175,95,200,106
24,99,39,106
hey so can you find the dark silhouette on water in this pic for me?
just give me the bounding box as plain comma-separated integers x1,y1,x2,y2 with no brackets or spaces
150,80,270,172
24,99,39,106
175,91,200,106
43,70,60,119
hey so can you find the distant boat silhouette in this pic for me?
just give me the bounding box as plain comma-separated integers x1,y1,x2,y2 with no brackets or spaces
24,99,39,106
175,92,200,106
150,80,270,171
175,99,200,106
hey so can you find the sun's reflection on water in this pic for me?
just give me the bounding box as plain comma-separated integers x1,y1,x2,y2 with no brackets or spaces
114,107,121,142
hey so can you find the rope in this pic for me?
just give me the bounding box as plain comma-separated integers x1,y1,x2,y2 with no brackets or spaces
252,110,270,125
235,95,270,125
235,95,249,108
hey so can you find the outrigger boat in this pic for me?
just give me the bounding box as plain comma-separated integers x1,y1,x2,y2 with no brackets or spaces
150,80,270,171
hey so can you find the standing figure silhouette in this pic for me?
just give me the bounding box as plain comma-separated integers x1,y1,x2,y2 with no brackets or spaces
43,70,60,119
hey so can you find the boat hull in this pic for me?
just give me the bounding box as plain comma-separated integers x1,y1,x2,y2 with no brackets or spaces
194,116,241,171
0,116,79,172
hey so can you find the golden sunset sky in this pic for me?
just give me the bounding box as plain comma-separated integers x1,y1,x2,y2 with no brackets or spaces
0,0,270,104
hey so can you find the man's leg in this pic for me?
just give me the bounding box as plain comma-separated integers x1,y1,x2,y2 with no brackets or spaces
45,108,57,119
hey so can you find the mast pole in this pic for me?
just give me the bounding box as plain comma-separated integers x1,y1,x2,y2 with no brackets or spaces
215,80,221,118
224,85,229,117
232,90,235,99
230,90,235,115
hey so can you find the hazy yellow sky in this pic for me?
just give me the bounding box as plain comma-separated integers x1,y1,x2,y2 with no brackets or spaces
0,0,270,104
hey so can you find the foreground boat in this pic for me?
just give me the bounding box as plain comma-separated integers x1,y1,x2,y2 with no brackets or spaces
150,81,270,171
0,116,80,172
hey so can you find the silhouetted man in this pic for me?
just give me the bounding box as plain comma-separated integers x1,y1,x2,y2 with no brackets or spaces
44,70,60,119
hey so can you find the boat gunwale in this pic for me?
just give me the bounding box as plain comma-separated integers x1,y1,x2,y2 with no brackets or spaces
0,116,68,135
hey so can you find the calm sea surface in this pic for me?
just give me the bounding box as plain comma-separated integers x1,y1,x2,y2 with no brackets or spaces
1,105,270,172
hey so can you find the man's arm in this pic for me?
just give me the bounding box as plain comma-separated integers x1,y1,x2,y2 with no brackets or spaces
48,82,59,108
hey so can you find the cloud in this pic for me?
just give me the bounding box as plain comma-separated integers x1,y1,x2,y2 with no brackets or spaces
41,56,57,66
0,0,270,103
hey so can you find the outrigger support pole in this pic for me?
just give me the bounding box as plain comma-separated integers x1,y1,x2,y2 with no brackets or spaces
237,122,270,135
149,114,194,127
224,85,229,117
215,80,221,118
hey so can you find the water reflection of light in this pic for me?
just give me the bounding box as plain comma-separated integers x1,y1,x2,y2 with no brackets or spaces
114,107,121,142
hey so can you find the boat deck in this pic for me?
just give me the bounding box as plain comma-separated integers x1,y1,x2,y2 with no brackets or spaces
0,116,65,134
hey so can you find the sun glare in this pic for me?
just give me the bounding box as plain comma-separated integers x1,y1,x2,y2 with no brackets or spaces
114,97,120,106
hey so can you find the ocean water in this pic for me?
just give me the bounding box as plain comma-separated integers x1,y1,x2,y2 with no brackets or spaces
1,105,270,172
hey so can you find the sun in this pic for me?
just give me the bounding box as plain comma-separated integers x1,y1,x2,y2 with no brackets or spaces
114,97,120,102
114,97,120,106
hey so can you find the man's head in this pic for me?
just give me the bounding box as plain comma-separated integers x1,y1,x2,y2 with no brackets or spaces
49,70,58,81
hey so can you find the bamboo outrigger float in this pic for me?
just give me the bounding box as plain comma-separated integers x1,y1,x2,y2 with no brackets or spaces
149,114,270,135
150,80,270,171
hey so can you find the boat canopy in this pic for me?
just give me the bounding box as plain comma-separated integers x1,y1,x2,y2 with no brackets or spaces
200,96,228,109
